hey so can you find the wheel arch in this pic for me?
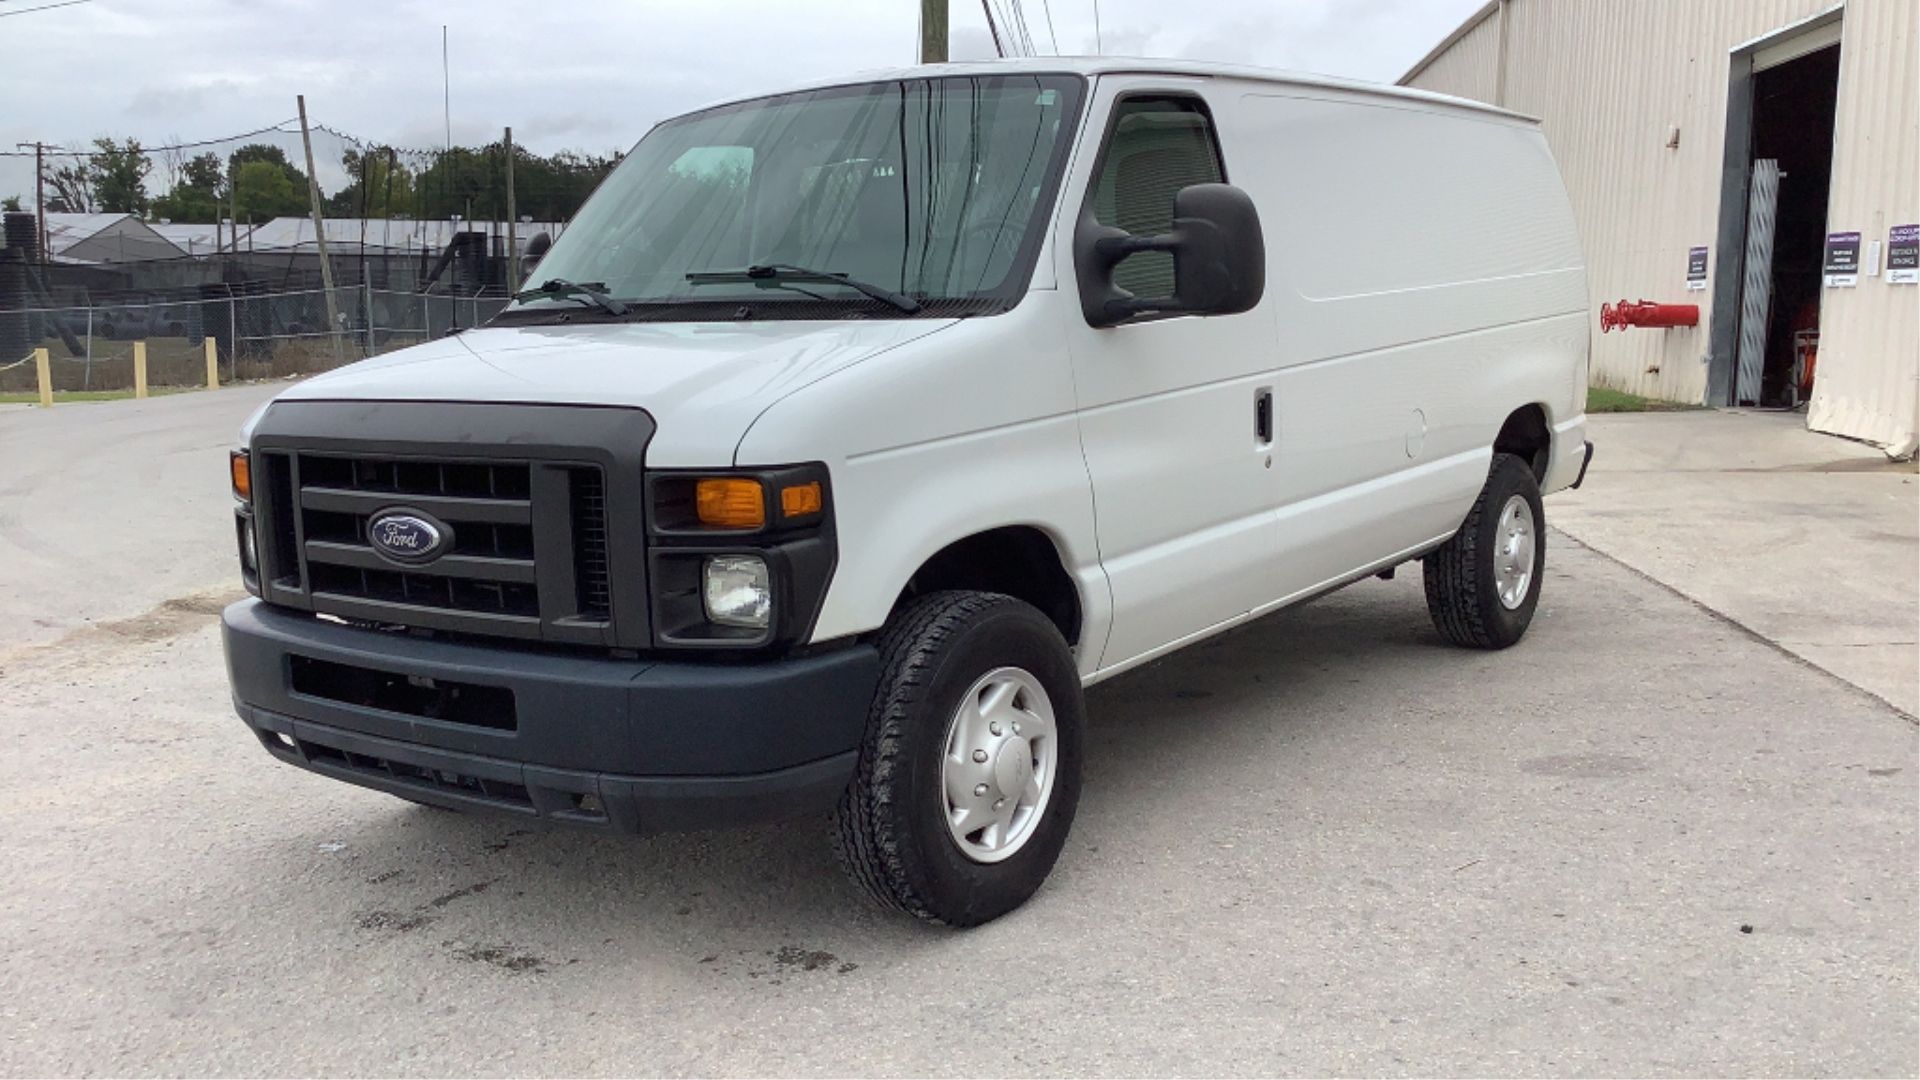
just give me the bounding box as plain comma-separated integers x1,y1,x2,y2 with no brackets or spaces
892,524,1084,648
1494,402,1553,483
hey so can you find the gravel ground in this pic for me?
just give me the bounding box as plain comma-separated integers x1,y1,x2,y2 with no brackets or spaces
0,391,1913,1076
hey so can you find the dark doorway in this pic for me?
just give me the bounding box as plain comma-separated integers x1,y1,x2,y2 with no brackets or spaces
1741,44,1840,406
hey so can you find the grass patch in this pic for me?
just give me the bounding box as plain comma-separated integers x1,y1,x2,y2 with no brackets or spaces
1587,386,1703,413
0,386,196,405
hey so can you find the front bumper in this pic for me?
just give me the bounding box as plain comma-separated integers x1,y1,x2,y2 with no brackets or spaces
222,599,879,833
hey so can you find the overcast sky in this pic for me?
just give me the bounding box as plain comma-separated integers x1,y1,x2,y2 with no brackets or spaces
0,0,1482,202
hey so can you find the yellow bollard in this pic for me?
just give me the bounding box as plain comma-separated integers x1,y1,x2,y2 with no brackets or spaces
133,340,149,399
34,347,52,407
204,336,219,389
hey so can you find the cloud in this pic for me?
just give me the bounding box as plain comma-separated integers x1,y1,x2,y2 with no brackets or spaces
0,0,1484,202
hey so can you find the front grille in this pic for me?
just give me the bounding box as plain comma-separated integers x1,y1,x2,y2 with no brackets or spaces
248,401,653,650
253,447,615,644
570,467,612,619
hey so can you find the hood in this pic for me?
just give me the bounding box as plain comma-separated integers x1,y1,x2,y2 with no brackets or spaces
262,317,956,466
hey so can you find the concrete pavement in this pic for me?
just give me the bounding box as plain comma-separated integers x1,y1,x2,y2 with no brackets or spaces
0,383,282,652
1555,409,1919,716
0,392,1913,1075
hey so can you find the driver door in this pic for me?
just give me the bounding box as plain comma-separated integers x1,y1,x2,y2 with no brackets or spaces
1059,80,1283,671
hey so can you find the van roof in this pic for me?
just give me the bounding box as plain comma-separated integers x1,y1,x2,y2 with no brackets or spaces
684,57,1537,126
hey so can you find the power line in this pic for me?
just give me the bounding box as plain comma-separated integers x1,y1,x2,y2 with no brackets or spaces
980,0,1006,57
1037,0,1058,54
0,0,94,18
0,120,301,157
1012,0,1035,55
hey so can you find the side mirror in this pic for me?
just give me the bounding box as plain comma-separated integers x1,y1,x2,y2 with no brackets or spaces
520,231,553,277
1074,182,1266,328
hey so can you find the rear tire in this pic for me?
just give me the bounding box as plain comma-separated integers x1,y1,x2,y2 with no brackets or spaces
831,591,1084,927
1423,452,1545,649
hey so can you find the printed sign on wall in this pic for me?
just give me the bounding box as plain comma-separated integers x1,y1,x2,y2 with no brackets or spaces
1888,224,1919,285
1823,231,1861,287
1686,246,1708,290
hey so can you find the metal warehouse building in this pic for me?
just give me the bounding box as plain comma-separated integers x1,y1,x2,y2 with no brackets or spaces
1401,1,1918,454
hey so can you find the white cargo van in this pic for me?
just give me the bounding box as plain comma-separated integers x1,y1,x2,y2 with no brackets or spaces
223,59,1592,926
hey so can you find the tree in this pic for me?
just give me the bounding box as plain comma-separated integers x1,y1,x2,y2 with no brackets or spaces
231,159,308,221
150,151,224,223
412,141,620,222
225,144,310,222
1,195,21,212
88,137,152,215
324,148,418,218
45,155,93,213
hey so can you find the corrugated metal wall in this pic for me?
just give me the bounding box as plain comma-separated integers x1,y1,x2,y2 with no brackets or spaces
1402,0,1919,452
1810,0,1918,454
1404,6,1502,104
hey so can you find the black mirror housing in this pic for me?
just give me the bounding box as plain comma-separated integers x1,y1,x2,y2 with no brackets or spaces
1075,182,1266,327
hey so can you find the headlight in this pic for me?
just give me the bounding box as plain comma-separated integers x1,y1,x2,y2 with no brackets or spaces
703,555,771,629
241,517,259,573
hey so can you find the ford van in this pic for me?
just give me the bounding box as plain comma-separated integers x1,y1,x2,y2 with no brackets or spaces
223,59,1593,926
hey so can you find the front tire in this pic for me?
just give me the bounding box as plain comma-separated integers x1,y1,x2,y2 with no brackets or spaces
831,591,1084,927
1423,452,1545,649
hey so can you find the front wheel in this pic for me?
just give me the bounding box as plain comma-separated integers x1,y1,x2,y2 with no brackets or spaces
831,591,1084,927
1423,452,1546,649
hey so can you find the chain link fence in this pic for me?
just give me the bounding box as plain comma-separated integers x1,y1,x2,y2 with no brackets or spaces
0,285,508,394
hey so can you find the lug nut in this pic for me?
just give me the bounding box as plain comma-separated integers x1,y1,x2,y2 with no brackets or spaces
989,721,1002,736
1012,721,1022,734
972,749,988,763
973,783,988,797
993,798,1005,810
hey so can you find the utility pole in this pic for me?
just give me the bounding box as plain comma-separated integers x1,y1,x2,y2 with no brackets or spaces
34,142,46,259
442,26,452,152
919,0,947,62
504,126,518,293
15,142,51,259
296,94,343,362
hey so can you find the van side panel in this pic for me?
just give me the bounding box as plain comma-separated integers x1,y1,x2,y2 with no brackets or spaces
732,298,1112,676
1230,89,1588,595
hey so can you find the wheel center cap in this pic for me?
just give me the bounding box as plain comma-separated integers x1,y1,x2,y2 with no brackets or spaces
993,735,1032,797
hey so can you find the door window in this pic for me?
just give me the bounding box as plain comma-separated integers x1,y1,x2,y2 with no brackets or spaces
1088,97,1226,299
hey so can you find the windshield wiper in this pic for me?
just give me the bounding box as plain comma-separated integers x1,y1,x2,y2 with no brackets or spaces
685,264,922,313
510,278,627,316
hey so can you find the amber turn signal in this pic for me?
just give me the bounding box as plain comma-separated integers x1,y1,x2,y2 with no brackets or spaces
230,450,251,501
779,480,823,518
695,477,766,528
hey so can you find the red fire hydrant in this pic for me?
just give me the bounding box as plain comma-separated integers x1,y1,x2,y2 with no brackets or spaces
1600,300,1700,332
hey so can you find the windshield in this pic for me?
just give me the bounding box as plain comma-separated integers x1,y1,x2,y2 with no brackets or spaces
511,73,1085,319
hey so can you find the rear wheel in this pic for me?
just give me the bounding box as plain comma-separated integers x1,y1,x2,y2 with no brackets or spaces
1423,452,1545,649
832,591,1084,927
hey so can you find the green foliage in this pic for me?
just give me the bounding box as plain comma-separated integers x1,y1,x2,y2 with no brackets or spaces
324,149,418,218
68,131,620,226
231,159,308,220
1,195,21,212
150,152,224,223
412,142,619,222
88,137,152,215
224,144,310,221
45,159,93,213
1586,386,1703,413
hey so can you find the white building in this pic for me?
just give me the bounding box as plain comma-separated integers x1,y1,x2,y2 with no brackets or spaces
1402,0,1918,454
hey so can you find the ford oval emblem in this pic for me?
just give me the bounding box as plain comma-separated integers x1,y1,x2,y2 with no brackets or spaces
366,509,450,565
